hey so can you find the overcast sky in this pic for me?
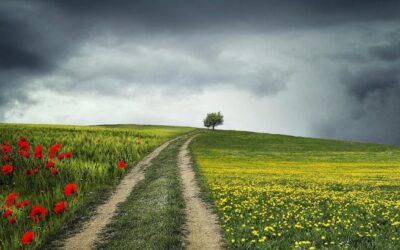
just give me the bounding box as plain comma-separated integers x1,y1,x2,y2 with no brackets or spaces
1,0,400,145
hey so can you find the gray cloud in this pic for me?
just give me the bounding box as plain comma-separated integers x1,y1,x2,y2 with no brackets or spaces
43,0,400,31
343,67,399,103
312,30,400,145
39,40,289,98
0,1,86,115
369,31,400,62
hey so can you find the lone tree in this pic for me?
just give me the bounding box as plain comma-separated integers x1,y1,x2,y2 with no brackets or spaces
203,112,224,130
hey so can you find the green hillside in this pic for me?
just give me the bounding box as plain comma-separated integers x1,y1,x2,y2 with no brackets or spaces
192,130,400,249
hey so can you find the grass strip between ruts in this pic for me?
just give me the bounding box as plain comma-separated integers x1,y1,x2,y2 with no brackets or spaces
95,136,187,250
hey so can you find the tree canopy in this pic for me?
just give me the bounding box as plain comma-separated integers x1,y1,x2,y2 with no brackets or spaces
203,112,224,130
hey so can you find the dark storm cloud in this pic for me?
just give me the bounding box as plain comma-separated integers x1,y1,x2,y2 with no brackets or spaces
340,29,400,102
342,30,400,106
2,0,399,79
43,0,400,31
343,67,399,103
0,0,88,117
0,11,53,71
314,30,400,145
369,31,400,62
0,7,53,114
0,4,45,119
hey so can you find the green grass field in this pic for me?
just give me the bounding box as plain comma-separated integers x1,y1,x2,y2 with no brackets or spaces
191,130,400,249
0,123,192,249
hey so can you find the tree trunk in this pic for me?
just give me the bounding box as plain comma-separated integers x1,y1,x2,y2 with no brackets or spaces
212,125,215,130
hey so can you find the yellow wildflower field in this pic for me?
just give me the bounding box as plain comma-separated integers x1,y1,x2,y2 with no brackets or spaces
192,131,400,249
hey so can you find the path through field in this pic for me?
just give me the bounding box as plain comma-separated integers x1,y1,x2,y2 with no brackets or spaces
179,136,223,250
62,139,173,250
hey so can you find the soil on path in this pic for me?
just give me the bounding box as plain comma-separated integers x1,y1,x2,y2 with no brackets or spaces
62,139,173,250
179,136,223,250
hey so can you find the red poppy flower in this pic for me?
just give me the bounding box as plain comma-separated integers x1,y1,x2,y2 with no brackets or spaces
5,200,12,207
30,205,46,217
34,145,43,159
19,150,30,158
18,137,30,158
8,217,15,223
15,200,29,208
2,164,13,174
53,200,67,214
1,143,11,153
18,139,30,157
65,151,73,158
50,168,58,175
57,154,65,160
63,183,77,196
19,136,27,142
29,205,46,222
6,192,18,207
19,141,29,150
25,169,33,176
50,143,62,152
21,231,34,245
33,166,38,173
117,160,127,169
7,192,19,201
49,144,62,159
3,209,12,217
46,161,55,169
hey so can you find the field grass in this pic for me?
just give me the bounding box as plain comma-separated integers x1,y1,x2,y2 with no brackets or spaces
191,130,400,249
95,135,189,250
0,123,192,249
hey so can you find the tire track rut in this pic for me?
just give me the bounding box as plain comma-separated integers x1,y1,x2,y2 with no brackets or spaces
178,136,222,250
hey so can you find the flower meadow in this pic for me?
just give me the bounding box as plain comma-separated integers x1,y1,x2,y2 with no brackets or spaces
0,124,192,249
192,131,400,249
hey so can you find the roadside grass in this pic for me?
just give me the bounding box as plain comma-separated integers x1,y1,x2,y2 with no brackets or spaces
95,136,188,250
40,186,114,249
191,130,400,249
